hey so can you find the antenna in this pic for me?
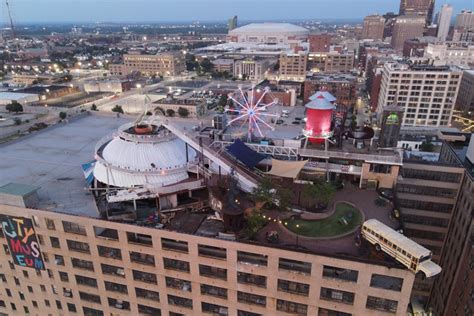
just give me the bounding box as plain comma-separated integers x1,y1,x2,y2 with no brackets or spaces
5,0,16,38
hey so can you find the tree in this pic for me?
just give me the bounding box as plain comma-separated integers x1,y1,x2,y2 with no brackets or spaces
111,105,124,114
302,180,336,209
6,101,23,113
350,116,357,130
419,139,434,152
166,109,175,117
199,58,214,73
177,107,189,118
90,104,98,111
243,212,267,240
59,112,67,120
252,177,274,204
275,187,292,210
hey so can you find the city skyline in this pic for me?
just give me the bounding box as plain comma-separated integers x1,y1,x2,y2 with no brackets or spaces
4,0,473,23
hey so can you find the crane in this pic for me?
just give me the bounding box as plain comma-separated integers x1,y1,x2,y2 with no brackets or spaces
4,0,16,39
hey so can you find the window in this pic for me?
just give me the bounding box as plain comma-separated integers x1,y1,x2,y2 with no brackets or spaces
59,271,69,282
369,164,392,174
161,238,188,253
126,232,152,246
135,287,160,301
66,240,90,253
45,218,55,230
56,300,62,310
22,270,28,278
168,295,192,309
32,300,38,308
237,291,266,307
54,254,65,266
132,270,157,284
277,279,309,296
237,251,267,266
163,258,190,272
276,299,307,315
198,244,226,259
104,281,128,294
93,226,119,240
83,307,104,316
202,302,228,316
71,258,94,271
67,303,77,313
75,275,97,288
5,289,11,297
318,307,352,316
50,236,60,248
322,265,358,282
24,306,29,314
201,284,227,299
279,258,311,274
165,277,192,292
101,263,125,277
97,245,122,260
27,286,33,293
370,274,404,292
138,305,161,315
79,291,101,304
63,287,73,298
40,285,46,292
44,300,50,307
199,264,227,280
130,251,155,266
320,287,355,304
237,271,266,287
366,296,398,313
0,274,5,282
108,297,130,311
62,221,86,235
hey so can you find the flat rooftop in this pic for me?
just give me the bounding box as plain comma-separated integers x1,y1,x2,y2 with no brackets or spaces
0,113,129,217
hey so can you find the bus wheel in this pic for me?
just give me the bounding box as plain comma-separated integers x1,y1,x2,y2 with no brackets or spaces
375,244,381,251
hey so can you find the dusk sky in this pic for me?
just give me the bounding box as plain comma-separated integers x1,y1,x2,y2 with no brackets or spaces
6,0,474,23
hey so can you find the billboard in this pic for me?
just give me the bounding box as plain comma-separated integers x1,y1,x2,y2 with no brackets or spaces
0,215,45,270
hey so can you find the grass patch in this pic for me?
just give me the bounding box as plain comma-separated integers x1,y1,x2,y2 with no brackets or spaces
285,202,363,238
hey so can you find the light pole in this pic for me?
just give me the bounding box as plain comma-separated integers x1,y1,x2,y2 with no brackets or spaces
296,224,300,247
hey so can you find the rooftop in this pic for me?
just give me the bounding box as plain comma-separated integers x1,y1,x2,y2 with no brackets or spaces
229,23,309,35
0,113,129,217
0,183,39,197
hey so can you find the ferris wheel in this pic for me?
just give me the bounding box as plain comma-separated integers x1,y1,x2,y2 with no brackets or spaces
225,85,278,141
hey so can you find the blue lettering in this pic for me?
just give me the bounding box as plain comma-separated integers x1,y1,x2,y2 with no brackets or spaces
16,255,26,266
34,258,44,270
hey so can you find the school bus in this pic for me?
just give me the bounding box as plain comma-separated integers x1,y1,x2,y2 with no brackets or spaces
362,219,442,278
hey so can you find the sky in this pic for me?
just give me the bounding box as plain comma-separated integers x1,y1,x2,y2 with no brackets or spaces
4,0,474,23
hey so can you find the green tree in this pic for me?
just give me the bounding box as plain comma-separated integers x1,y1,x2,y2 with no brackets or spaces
59,112,67,120
111,105,124,114
419,139,434,152
252,177,274,204
166,109,175,117
244,212,267,239
90,104,98,111
199,58,214,73
302,180,336,208
177,107,190,118
275,187,292,210
6,101,23,113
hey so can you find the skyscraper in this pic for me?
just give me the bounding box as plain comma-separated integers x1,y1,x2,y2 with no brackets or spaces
228,15,238,31
399,0,436,24
391,15,426,50
437,4,453,41
455,9,474,29
362,14,386,40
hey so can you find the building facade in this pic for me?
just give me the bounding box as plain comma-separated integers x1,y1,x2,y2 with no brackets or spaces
304,74,358,108
376,62,462,127
429,134,474,316
399,0,435,24
233,58,274,81
279,52,308,82
437,4,453,42
455,70,474,114
109,53,185,76
362,15,386,40
391,16,426,50
424,43,474,67
0,204,416,316
308,34,331,53
307,52,354,73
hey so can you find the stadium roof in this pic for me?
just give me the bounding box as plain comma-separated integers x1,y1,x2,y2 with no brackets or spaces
229,23,309,35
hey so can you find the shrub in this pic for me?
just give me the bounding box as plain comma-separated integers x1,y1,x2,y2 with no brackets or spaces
165,109,175,117
6,101,23,113
59,112,67,120
111,105,124,114
177,107,189,118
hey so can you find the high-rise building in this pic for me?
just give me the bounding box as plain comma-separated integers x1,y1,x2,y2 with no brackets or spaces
437,4,453,41
455,70,474,114
399,0,435,24
424,43,474,67
279,50,308,81
308,34,331,52
362,15,386,40
377,62,463,127
455,9,474,29
228,15,238,31
391,15,426,50
383,12,399,38
429,133,474,315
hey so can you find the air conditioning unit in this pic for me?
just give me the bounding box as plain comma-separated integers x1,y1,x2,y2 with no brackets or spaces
116,268,125,276
115,301,124,309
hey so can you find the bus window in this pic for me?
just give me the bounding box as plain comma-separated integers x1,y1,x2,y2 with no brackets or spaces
407,254,412,259
419,255,431,262
402,250,406,255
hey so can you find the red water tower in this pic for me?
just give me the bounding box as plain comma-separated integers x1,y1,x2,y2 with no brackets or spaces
303,92,336,143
